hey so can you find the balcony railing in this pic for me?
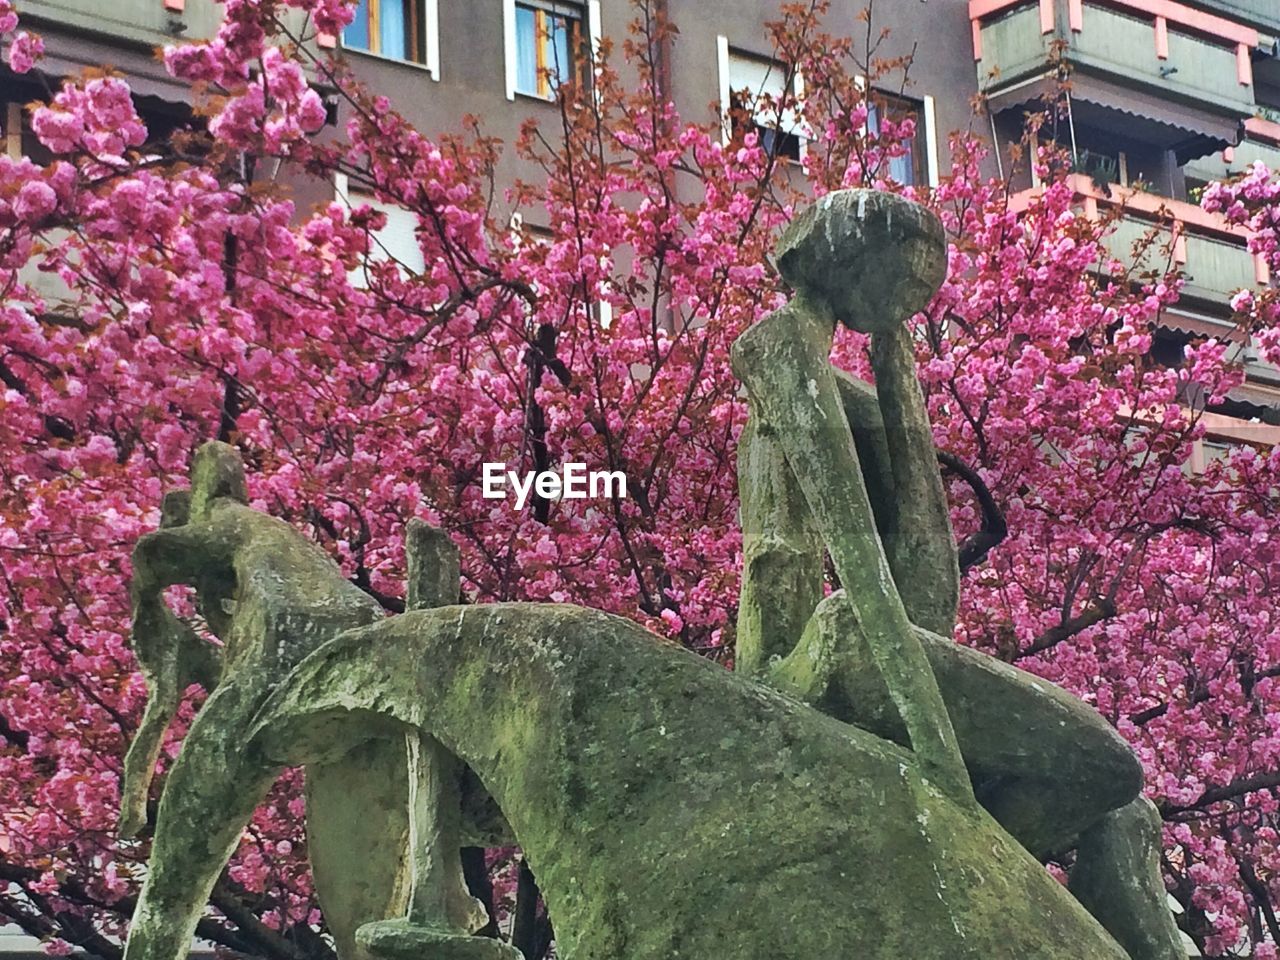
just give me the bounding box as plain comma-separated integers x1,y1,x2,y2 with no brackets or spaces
970,0,1261,120
1184,0,1280,35
1013,173,1270,308
17,0,224,47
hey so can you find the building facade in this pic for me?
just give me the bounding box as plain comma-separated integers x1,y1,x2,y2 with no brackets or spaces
5,0,1280,441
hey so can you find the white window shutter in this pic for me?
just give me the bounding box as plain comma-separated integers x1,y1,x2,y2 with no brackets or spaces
503,0,518,101
425,0,440,81
587,0,602,59
923,94,940,187
717,35,731,145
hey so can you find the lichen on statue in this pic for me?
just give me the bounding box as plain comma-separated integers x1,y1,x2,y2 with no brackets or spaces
121,441,419,960
732,188,1184,960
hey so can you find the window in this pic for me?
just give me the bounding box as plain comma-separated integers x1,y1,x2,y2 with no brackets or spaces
718,42,805,162
335,175,425,286
867,92,929,187
509,1,583,99
504,1,601,102
343,0,431,67
5,100,54,164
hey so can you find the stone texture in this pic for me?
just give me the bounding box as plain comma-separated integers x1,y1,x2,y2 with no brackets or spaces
868,324,960,637
772,590,1144,857
253,602,1129,960
121,442,403,960
734,411,824,677
734,187,1181,956
732,297,973,804
304,738,412,960
357,920,520,960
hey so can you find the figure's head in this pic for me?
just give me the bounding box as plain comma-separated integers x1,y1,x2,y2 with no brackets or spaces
775,189,946,333
188,441,249,521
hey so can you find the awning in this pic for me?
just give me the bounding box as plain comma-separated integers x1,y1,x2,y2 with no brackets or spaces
1159,311,1245,341
1227,380,1280,415
22,28,193,106
988,73,1240,164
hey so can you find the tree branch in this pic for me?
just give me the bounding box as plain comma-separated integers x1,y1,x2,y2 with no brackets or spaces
1161,771,1280,817
1017,598,1116,659
937,450,1006,572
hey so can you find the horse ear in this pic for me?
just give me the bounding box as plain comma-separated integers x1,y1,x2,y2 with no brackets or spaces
159,490,191,528
188,441,249,519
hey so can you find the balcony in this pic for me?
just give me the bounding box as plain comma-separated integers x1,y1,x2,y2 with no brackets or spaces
15,0,317,103
1184,0,1280,35
970,0,1262,157
17,0,224,49
1014,173,1270,309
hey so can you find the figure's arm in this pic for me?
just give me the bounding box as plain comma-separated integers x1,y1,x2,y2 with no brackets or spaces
868,326,960,637
833,370,897,531
119,604,220,837
731,300,973,806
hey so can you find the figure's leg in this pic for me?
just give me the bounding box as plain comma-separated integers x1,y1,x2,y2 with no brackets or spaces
865,326,960,638
305,737,413,960
1070,797,1186,960
775,591,1142,854
732,302,973,804
735,411,824,678
775,591,1180,956
122,679,278,960
736,366,947,679
327,520,510,960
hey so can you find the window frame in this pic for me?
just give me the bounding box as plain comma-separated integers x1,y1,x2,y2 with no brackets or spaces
341,0,440,80
716,38,808,164
866,89,935,188
505,0,602,102
4,102,22,160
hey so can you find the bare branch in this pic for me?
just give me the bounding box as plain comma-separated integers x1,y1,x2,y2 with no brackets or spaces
937,450,1006,571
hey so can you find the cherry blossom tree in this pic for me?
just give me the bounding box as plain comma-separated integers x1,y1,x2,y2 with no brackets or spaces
0,0,1277,956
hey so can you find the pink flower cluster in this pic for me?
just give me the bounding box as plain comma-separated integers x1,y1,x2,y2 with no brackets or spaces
0,0,1277,955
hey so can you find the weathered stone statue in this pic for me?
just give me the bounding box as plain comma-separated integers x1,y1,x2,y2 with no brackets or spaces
120,190,1181,960
731,189,1184,960
120,443,424,960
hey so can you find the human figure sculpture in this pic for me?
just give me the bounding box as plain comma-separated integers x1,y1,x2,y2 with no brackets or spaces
731,188,1184,960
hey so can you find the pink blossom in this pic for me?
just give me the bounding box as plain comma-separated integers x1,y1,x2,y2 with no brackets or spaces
13,180,56,221
7,30,43,73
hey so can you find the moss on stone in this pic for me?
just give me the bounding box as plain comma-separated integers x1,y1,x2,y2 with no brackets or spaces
254,603,1129,960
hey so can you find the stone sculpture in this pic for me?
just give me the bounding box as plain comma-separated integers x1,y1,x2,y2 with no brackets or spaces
731,189,1184,960
119,189,1183,960
120,443,418,960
